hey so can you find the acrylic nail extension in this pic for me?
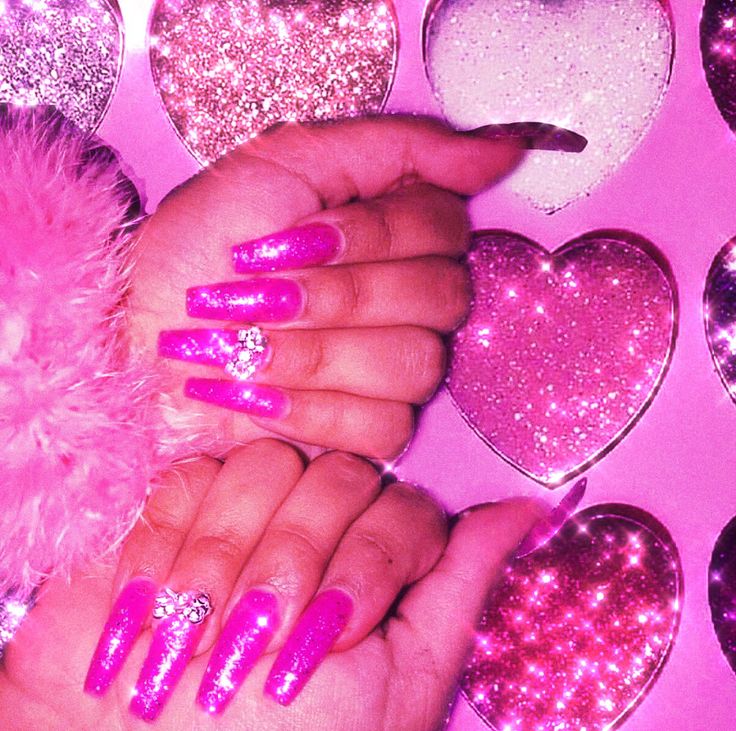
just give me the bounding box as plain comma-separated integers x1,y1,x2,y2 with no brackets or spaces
84,578,157,697
185,378,290,419
130,590,212,722
264,589,353,706
232,223,343,273
158,327,269,380
186,278,303,322
469,122,588,153
197,590,280,715
514,477,587,558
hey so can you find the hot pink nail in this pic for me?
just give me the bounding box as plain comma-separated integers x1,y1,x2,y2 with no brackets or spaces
185,378,290,419
197,590,279,715
515,477,587,558
158,327,269,380
264,589,353,706
186,278,302,322
84,578,157,697
232,223,342,273
130,590,212,722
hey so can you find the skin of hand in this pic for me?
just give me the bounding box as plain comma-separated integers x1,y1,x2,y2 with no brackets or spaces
0,440,543,730
127,116,524,459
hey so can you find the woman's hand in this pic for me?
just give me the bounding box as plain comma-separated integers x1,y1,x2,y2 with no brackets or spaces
128,117,525,459
0,440,543,730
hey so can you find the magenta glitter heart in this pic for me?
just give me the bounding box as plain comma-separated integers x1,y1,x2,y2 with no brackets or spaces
704,238,736,398
709,515,736,674
701,0,736,132
462,504,682,731
448,231,676,485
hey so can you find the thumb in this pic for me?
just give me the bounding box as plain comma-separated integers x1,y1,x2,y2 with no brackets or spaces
387,498,546,724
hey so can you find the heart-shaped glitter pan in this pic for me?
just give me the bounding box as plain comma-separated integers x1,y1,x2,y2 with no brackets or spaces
448,231,676,486
709,514,736,674
149,0,398,164
704,238,736,400
423,0,674,212
0,0,123,133
462,504,682,731
701,0,736,133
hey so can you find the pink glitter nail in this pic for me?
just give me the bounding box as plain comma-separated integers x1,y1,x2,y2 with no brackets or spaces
185,378,290,419
84,578,157,697
197,590,280,715
232,224,343,273
264,589,353,706
186,279,303,322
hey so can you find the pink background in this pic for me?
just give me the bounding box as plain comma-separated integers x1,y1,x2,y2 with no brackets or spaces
100,0,736,727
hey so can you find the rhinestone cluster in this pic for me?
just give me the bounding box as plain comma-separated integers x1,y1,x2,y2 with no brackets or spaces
153,588,212,625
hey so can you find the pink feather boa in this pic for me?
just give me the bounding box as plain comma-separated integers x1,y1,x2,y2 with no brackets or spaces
0,107,172,600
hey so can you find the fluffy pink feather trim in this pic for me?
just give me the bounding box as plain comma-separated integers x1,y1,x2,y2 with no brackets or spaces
0,106,169,599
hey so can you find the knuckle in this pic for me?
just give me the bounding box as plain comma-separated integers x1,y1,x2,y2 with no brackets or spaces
347,529,397,571
388,483,447,540
237,438,303,474
372,403,414,459
316,451,380,494
299,332,328,382
400,329,447,403
189,531,244,565
333,267,364,321
266,525,326,568
441,260,473,327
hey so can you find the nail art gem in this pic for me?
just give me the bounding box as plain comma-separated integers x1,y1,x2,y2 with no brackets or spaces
448,231,676,485
705,238,736,401
185,378,290,419
463,505,682,730
131,590,213,721
265,589,353,706
709,514,736,675
198,590,280,715
233,223,343,273
424,0,673,211
84,578,157,697
187,278,302,322
149,0,397,164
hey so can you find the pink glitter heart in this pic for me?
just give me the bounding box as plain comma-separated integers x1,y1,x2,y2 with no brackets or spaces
462,504,682,731
448,231,676,485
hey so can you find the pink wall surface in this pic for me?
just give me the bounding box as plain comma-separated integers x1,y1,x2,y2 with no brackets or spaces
99,0,736,727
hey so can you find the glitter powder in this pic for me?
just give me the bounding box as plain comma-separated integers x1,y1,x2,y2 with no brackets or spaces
701,0,736,132
149,0,397,164
462,505,682,731
0,0,122,132
705,238,736,399
448,232,676,485
423,0,673,212
709,514,736,675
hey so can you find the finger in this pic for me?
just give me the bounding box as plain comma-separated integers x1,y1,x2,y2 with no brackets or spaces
313,483,447,650
184,381,414,459
158,326,446,403
84,457,220,697
197,451,380,715
231,183,469,272
129,440,305,722
161,440,305,653
387,500,546,701
186,257,470,332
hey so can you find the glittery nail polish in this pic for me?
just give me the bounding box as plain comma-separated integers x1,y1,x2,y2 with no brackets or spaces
186,278,303,322
185,378,290,419
197,590,279,715
158,327,270,380
130,590,212,722
232,223,343,273
514,477,587,559
469,122,588,153
264,589,353,706
84,578,157,697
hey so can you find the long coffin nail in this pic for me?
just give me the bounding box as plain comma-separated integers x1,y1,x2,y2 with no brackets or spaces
84,578,157,697
469,122,588,153
232,223,342,273
130,590,212,722
158,327,270,380
197,590,280,715
186,278,303,322
185,378,290,419
514,477,587,559
264,589,353,706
